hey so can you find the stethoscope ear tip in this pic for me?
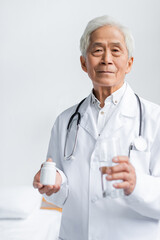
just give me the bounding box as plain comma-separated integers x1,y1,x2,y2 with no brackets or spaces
134,136,147,152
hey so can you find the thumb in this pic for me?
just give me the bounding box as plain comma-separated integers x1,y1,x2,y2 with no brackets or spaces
41,158,53,168
46,158,53,162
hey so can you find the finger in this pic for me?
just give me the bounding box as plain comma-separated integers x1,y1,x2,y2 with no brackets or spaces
113,181,130,190
45,184,61,196
110,162,131,173
106,172,130,181
56,171,62,186
38,185,55,194
45,189,55,196
38,182,61,194
41,158,53,168
99,166,112,174
33,170,41,181
46,158,53,162
113,181,134,195
112,156,129,164
33,170,41,188
33,181,44,189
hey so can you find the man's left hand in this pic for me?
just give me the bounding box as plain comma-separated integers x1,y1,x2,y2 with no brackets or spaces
105,156,136,195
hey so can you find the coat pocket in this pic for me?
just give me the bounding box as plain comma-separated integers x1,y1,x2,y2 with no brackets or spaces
130,150,150,174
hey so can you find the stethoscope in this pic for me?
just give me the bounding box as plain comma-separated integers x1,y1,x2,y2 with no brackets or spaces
64,94,147,160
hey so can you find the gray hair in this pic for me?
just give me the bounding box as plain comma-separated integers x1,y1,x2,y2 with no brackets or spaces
80,15,135,58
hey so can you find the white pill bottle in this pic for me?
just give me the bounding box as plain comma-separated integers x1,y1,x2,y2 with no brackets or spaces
40,162,56,185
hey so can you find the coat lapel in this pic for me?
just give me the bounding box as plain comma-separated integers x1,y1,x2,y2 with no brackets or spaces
80,95,99,140
100,83,138,139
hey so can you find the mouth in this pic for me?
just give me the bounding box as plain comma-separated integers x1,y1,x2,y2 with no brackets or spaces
97,71,114,74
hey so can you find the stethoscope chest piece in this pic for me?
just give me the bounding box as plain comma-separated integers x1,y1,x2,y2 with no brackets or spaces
133,136,147,151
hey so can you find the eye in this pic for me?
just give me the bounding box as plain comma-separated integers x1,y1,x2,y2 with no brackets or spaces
95,49,102,52
112,48,119,52
111,48,121,56
92,48,104,56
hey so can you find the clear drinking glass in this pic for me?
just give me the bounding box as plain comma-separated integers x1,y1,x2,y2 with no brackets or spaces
98,138,124,198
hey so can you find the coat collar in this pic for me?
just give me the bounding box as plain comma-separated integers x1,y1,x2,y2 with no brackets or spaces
79,95,99,139
80,82,138,140
120,83,138,118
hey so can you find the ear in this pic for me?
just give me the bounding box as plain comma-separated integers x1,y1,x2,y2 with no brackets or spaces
80,56,88,73
125,57,134,74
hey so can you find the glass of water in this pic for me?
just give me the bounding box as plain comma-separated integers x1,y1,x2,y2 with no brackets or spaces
98,138,124,198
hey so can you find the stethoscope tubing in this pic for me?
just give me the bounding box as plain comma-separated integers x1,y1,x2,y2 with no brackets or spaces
64,93,144,160
67,98,86,130
134,94,142,136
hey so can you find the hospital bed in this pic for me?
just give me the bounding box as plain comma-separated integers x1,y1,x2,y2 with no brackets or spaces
0,186,62,240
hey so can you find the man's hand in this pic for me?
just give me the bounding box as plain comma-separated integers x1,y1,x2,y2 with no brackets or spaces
33,158,62,196
104,156,136,195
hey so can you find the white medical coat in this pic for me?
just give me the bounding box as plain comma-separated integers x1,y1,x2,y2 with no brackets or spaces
44,83,160,240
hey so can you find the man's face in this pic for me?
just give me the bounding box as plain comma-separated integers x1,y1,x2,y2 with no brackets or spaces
80,25,133,91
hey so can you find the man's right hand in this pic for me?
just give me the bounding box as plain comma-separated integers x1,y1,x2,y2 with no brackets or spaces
33,158,62,196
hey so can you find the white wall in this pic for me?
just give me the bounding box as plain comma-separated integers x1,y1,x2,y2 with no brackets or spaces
1,0,160,186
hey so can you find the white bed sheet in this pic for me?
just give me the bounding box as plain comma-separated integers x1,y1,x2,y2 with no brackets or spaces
0,209,62,240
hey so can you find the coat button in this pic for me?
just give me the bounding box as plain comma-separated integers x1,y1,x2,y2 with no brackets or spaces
91,196,98,203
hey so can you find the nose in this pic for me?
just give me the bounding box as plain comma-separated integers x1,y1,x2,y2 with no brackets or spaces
100,50,113,65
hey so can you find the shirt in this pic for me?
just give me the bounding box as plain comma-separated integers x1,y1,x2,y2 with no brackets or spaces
90,82,127,135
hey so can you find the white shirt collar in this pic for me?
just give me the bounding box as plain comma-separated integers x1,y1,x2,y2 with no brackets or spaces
91,82,127,109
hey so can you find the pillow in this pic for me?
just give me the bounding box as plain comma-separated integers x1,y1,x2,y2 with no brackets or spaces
0,185,42,219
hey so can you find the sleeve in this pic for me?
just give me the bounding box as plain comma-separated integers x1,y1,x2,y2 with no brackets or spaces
43,117,69,208
124,121,160,220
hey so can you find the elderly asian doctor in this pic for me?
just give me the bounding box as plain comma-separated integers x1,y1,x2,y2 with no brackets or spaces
33,15,160,240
